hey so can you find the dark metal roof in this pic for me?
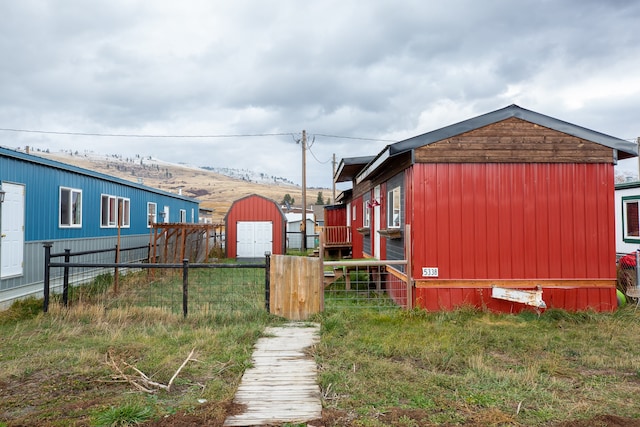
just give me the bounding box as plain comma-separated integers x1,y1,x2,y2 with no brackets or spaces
334,155,376,183
389,104,637,158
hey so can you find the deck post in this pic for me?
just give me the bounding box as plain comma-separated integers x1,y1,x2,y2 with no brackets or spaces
405,224,413,310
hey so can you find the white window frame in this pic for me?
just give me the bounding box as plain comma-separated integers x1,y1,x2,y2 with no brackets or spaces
119,198,130,228
387,186,401,229
622,196,640,242
59,187,82,228
101,195,130,228
180,209,187,223
363,200,370,227
147,202,157,227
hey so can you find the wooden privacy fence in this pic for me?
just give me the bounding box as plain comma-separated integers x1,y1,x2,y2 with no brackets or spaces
269,255,323,320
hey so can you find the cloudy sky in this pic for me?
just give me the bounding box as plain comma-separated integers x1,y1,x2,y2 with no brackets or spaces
1,1,639,188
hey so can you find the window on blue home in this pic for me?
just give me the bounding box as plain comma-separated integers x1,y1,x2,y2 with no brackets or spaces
623,196,640,242
180,209,187,223
387,186,401,228
60,187,82,228
101,195,130,228
363,200,370,227
147,202,157,227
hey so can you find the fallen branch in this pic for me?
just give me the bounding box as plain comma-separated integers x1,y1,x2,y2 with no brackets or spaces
106,348,197,393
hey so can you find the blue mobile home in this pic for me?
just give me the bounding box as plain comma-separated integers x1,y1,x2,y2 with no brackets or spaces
0,146,200,307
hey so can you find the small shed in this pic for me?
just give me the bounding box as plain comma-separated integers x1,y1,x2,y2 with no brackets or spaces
224,194,286,259
285,212,315,250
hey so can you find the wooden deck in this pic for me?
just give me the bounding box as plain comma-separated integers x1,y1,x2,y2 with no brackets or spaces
223,322,322,426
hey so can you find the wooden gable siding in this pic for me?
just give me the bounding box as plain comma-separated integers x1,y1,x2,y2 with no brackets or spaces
409,162,616,282
414,117,614,164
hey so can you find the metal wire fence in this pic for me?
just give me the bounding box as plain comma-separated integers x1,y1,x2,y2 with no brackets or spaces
44,245,268,318
43,244,410,318
323,260,407,311
618,251,640,305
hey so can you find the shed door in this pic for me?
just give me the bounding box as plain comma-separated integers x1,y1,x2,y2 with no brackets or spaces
1,182,25,278
237,221,273,258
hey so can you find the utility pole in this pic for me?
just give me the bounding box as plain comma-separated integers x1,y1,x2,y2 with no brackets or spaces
332,153,336,204
301,130,307,251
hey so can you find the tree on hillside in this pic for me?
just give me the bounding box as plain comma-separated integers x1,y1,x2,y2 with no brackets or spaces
281,194,295,208
315,191,325,205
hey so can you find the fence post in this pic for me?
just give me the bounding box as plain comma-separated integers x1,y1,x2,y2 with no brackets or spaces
182,259,189,318
43,242,52,313
265,252,271,312
62,249,71,307
636,249,640,286
114,244,119,294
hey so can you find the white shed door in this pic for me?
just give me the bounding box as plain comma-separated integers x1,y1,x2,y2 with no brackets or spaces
1,182,25,278
236,221,273,258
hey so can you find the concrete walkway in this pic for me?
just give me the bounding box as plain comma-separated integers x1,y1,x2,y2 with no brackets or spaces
223,322,322,426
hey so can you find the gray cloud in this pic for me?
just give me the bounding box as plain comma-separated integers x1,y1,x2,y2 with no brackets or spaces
1,0,639,187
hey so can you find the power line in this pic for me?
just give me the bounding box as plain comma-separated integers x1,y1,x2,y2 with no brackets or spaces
0,126,396,143
0,127,296,139
313,133,396,142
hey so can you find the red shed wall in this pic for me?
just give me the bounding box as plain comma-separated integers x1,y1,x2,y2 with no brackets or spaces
410,163,617,311
225,195,285,258
324,205,346,227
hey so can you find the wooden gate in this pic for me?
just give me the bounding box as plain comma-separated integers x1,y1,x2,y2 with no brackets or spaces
270,255,323,320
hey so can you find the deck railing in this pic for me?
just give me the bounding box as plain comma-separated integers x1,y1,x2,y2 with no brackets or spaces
323,226,352,247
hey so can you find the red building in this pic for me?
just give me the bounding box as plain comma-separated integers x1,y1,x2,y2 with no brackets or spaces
225,194,286,259
332,105,637,312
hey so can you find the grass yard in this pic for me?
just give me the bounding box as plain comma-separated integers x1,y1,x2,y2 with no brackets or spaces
1,271,640,426
314,307,640,426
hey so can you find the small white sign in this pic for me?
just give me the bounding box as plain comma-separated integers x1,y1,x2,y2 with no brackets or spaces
422,267,439,277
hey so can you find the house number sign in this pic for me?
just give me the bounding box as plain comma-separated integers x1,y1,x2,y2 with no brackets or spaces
422,267,439,277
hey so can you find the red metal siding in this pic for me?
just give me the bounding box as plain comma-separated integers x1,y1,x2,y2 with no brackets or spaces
324,205,346,227
413,287,617,313
410,163,616,281
224,195,286,258
386,271,408,307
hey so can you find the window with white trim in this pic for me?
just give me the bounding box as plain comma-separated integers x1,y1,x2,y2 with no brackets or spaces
363,200,370,227
623,196,640,242
119,198,130,227
180,209,187,223
101,195,130,228
387,186,401,228
60,187,82,228
147,202,157,227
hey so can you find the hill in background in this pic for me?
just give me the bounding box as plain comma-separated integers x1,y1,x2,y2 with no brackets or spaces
29,148,333,223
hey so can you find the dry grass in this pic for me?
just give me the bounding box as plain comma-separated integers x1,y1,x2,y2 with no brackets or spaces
33,150,331,222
